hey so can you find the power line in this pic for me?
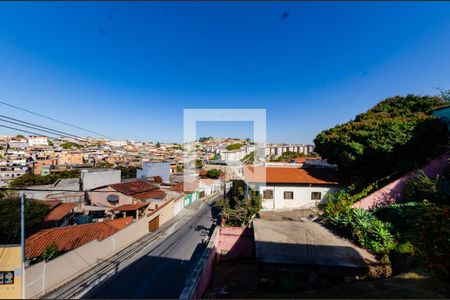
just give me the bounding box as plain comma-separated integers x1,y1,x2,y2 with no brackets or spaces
0,116,87,142
0,100,114,139
0,124,61,140
0,114,84,141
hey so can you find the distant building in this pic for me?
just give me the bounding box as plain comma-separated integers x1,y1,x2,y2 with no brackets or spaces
27,135,48,147
107,140,128,147
137,162,170,183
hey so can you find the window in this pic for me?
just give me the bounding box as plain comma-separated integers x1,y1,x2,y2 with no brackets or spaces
311,192,321,200
284,191,294,200
263,189,273,199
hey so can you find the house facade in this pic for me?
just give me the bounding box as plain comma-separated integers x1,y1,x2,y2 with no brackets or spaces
244,166,341,211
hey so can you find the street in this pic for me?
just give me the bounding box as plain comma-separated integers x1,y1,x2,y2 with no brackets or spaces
82,195,219,299
41,193,220,299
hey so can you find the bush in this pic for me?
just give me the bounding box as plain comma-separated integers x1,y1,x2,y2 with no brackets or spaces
206,169,221,179
327,207,396,256
403,170,450,205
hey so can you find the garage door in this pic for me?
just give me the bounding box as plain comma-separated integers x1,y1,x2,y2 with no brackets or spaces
148,216,160,232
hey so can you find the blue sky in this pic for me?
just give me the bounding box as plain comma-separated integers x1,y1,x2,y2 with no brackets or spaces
0,2,449,143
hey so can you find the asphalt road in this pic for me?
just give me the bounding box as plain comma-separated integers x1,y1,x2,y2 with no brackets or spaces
81,195,219,299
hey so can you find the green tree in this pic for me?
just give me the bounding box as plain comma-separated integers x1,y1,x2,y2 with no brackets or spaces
215,188,262,227
9,170,80,188
206,169,221,179
226,143,242,151
195,159,204,169
48,140,54,146
95,161,114,168
0,197,50,244
16,134,25,139
155,142,161,148
314,94,447,190
116,166,138,179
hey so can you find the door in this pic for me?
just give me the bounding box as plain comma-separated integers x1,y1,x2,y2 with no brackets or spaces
148,216,160,232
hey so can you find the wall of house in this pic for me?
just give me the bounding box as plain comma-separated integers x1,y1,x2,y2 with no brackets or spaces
256,184,339,211
87,186,134,208
25,197,176,299
353,153,449,210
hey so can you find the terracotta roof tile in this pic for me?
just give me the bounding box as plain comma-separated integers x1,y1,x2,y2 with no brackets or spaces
26,217,133,259
45,203,77,222
132,190,166,200
244,166,341,185
42,200,62,210
172,181,199,193
110,203,149,212
110,180,158,195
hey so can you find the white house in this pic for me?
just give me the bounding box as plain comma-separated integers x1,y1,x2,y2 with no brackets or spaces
27,136,48,147
244,166,342,211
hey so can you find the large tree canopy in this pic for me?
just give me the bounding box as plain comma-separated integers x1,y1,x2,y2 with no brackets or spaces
314,94,447,190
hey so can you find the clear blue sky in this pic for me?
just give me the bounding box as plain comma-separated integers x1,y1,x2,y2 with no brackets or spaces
0,2,449,144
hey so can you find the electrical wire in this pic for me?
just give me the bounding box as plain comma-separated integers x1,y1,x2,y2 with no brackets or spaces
0,99,114,139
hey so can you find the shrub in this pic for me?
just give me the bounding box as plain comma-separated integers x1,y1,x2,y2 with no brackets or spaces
206,169,221,179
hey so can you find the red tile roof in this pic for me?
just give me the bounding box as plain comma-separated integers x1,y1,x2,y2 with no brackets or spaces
132,190,166,200
110,180,158,195
244,166,341,185
45,203,77,222
172,181,199,193
110,203,149,212
42,200,62,210
146,176,163,183
26,217,133,259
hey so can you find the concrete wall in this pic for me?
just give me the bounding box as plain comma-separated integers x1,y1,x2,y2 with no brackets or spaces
25,198,176,299
81,169,121,191
256,184,339,211
353,153,449,210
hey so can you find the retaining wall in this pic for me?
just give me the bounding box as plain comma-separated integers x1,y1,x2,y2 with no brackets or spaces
353,153,449,210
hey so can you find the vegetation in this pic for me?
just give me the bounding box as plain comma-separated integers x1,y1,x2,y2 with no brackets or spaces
215,188,262,227
198,137,213,142
195,159,204,169
60,141,82,149
16,134,25,139
320,186,396,257
155,142,161,148
241,151,255,165
0,197,50,244
403,170,450,205
95,161,114,168
116,165,138,179
226,143,242,151
206,169,221,179
9,170,80,188
48,140,54,146
211,153,220,160
314,94,447,190
175,165,184,173
41,243,60,262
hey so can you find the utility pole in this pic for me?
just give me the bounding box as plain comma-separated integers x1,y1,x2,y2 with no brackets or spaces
20,192,26,299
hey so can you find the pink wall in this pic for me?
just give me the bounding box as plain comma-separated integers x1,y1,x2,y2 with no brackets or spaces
187,226,255,299
216,226,254,261
353,153,449,210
